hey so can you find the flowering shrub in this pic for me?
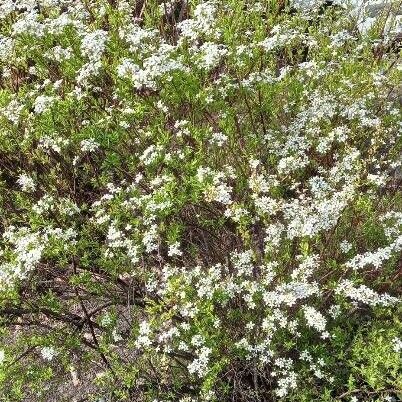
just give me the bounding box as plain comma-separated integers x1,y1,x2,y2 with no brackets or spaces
0,0,401,401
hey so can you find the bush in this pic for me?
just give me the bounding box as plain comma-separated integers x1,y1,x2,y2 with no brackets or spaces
0,0,401,401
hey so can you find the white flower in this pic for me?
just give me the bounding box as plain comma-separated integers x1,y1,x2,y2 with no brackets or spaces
328,305,341,319
209,132,227,146
143,224,158,253
1,99,23,124
0,349,5,365
177,1,217,42
168,242,182,257
204,181,232,205
81,30,108,60
12,11,44,37
198,42,227,69
340,240,352,253
101,313,112,327
345,237,402,270
159,0,176,15
135,321,152,348
38,135,69,154
81,138,99,152
76,61,102,84
303,306,327,333
17,173,35,192
33,95,55,114
188,346,211,377
336,280,399,306
41,346,56,361
367,173,387,187
191,335,204,347
45,45,72,62
392,337,402,353
0,35,13,61
112,329,123,342
0,227,46,287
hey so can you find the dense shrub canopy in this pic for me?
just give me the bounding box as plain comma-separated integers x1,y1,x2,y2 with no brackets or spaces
0,0,401,401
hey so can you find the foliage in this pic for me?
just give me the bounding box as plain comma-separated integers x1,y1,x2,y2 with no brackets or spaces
0,0,401,401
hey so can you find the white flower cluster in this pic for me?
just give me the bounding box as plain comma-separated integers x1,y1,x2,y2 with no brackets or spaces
0,228,45,286
135,321,152,348
188,346,211,377
41,346,57,361
197,167,234,205
17,173,35,192
38,135,69,154
168,242,183,257
0,99,23,124
209,132,227,146
0,34,13,61
336,280,399,306
80,30,108,61
303,306,329,338
177,1,217,42
44,45,72,62
80,138,99,153
345,236,402,270
0,0,400,400
198,42,227,69
33,95,56,114
272,358,297,397
392,337,402,353
260,25,301,52
117,46,186,90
